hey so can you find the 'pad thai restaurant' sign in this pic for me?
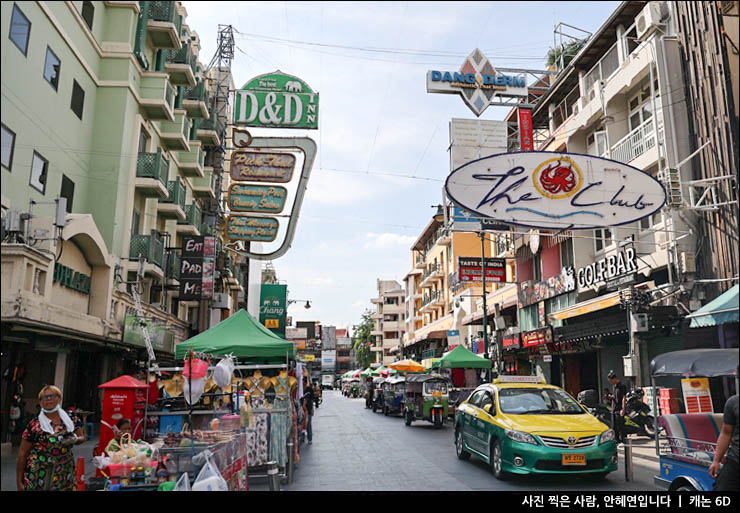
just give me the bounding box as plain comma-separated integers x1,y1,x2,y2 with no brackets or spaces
445,152,666,230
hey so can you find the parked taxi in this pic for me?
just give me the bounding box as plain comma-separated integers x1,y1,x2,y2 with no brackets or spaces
454,375,617,480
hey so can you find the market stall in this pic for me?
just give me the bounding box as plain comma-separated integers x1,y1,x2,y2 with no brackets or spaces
104,309,301,491
431,345,491,418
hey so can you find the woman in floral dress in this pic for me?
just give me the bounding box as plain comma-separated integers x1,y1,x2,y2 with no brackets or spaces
16,386,84,491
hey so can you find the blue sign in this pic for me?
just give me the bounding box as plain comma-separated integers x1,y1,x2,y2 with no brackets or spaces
430,71,526,88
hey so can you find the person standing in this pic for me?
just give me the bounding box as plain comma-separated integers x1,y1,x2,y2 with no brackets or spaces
302,377,315,445
16,385,84,491
607,370,627,444
709,394,739,491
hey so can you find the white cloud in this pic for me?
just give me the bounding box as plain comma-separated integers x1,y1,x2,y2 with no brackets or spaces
364,232,416,250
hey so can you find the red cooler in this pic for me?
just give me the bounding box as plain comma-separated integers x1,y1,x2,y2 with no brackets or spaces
97,375,149,457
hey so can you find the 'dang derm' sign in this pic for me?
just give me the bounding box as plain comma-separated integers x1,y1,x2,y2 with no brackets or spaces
445,152,666,230
234,72,319,129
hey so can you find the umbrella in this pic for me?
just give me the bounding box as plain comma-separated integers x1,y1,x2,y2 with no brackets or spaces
389,359,426,373
370,366,387,377
352,369,363,378
379,368,397,378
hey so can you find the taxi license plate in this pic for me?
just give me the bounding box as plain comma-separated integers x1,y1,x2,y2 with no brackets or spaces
562,453,586,466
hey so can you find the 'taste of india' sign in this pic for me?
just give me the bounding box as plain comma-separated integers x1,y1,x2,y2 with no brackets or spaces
230,151,296,183
226,215,279,242
228,184,287,213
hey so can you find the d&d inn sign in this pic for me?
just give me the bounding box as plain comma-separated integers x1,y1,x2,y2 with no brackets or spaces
234,72,319,129
446,152,667,230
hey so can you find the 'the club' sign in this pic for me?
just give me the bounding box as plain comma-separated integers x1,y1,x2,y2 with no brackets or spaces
445,152,666,230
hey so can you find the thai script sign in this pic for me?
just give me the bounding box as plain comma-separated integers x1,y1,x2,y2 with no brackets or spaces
518,267,576,308
230,151,295,183
446,152,667,230
521,326,553,348
427,49,527,117
53,263,91,295
228,184,287,213
577,247,637,290
458,256,507,283
225,215,279,242
179,235,215,300
260,284,287,337
234,72,319,129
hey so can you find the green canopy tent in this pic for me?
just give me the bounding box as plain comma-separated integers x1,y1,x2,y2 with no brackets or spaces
359,367,374,377
174,309,295,361
433,344,492,369
369,366,387,377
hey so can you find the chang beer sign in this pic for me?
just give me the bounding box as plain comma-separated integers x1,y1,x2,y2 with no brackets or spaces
259,284,287,337
235,71,319,129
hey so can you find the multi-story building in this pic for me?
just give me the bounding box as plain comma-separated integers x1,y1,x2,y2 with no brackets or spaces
524,1,711,396
335,328,353,375
0,1,246,446
369,279,405,365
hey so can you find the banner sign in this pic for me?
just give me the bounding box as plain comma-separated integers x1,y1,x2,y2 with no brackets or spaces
458,257,507,283
518,107,534,151
577,247,638,290
447,330,460,350
681,378,714,413
427,49,527,117
321,350,336,370
179,235,215,300
445,151,667,230
450,118,507,171
502,332,520,349
122,314,175,354
230,151,295,183
228,184,287,214
259,284,287,337
521,326,553,348
234,72,319,129
225,215,279,242
518,267,576,308
286,327,308,339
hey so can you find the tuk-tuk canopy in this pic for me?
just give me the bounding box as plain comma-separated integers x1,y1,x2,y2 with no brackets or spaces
405,373,449,384
436,344,492,369
650,348,739,378
386,375,406,385
372,377,386,385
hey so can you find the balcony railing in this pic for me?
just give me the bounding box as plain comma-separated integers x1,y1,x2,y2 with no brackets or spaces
162,176,186,209
184,81,206,102
609,117,661,164
421,263,441,283
136,149,169,187
421,289,441,308
166,41,196,71
181,203,202,227
582,40,620,105
198,116,224,135
130,232,164,268
147,1,183,36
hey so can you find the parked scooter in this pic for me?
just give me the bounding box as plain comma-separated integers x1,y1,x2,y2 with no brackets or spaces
577,389,613,427
623,388,656,438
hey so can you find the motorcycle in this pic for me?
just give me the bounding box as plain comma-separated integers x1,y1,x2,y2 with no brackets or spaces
577,389,613,428
623,388,656,438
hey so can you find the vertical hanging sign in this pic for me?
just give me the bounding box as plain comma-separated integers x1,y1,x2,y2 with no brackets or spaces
518,107,534,151
180,235,215,300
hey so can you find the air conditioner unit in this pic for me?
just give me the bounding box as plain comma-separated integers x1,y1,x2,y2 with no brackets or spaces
636,2,667,40
211,292,232,310
680,252,696,274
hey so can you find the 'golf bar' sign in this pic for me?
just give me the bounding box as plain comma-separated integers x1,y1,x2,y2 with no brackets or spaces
234,71,319,129
445,151,666,230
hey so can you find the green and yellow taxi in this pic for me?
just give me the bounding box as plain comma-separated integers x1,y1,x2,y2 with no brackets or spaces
454,376,617,480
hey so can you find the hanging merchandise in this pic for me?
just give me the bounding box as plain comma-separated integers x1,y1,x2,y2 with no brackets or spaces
183,358,209,380
213,357,235,388
183,376,207,405
173,472,191,491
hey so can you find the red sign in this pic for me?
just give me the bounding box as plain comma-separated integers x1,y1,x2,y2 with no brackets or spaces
502,333,520,349
521,327,553,347
458,257,507,283
518,107,534,151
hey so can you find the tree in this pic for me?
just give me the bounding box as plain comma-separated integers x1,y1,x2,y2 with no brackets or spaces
353,309,375,369
546,39,587,69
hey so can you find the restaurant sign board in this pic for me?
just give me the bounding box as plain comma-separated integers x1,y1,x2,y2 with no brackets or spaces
458,257,507,283
521,326,553,348
445,152,666,230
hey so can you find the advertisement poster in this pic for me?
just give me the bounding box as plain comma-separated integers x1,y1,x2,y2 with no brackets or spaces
681,378,714,414
259,284,287,337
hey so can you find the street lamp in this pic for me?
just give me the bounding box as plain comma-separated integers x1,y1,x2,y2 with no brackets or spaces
288,299,312,309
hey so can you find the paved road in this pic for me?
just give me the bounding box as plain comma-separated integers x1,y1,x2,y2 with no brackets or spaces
285,390,661,492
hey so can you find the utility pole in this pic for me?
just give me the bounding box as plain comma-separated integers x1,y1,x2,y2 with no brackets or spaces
480,222,490,382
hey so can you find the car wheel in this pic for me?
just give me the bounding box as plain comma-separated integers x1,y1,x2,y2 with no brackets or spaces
490,439,508,480
455,427,470,460
675,484,696,491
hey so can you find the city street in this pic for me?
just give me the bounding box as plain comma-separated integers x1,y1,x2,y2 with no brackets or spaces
284,390,661,492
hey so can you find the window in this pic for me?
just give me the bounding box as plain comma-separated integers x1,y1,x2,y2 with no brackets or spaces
586,129,608,157
469,390,487,407
1,123,16,171
519,304,539,332
131,209,140,236
9,4,31,56
43,46,61,90
560,238,574,269
138,128,150,153
71,80,85,120
81,1,94,30
594,228,612,252
533,253,542,282
60,175,75,212
627,79,658,132
30,151,48,194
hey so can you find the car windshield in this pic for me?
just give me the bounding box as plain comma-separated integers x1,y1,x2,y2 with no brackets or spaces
424,382,448,395
498,388,585,414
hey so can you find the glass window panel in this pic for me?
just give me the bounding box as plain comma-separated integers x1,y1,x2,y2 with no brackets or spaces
1,124,16,171
30,151,48,193
43,47,61,90
629,112,641,131
9,4,31,56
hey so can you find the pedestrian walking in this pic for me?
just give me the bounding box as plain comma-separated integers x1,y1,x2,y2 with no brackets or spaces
710,394,739,491
607,370,627,444
302,377,315,445
16,385,85,491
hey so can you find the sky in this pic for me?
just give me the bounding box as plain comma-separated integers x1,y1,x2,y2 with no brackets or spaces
181,1,620,330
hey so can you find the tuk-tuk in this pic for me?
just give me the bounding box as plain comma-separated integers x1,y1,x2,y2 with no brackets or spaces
382,375,405,416
349,378,361,398
651,348,738,491
403,374,449,428
371,377,386,412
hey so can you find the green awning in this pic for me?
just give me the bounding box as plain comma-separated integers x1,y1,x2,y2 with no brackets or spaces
174,309,295,360
688,285,739,328
438,344,492,369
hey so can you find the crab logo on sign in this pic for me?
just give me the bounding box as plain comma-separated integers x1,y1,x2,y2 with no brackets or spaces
534,158,582,198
